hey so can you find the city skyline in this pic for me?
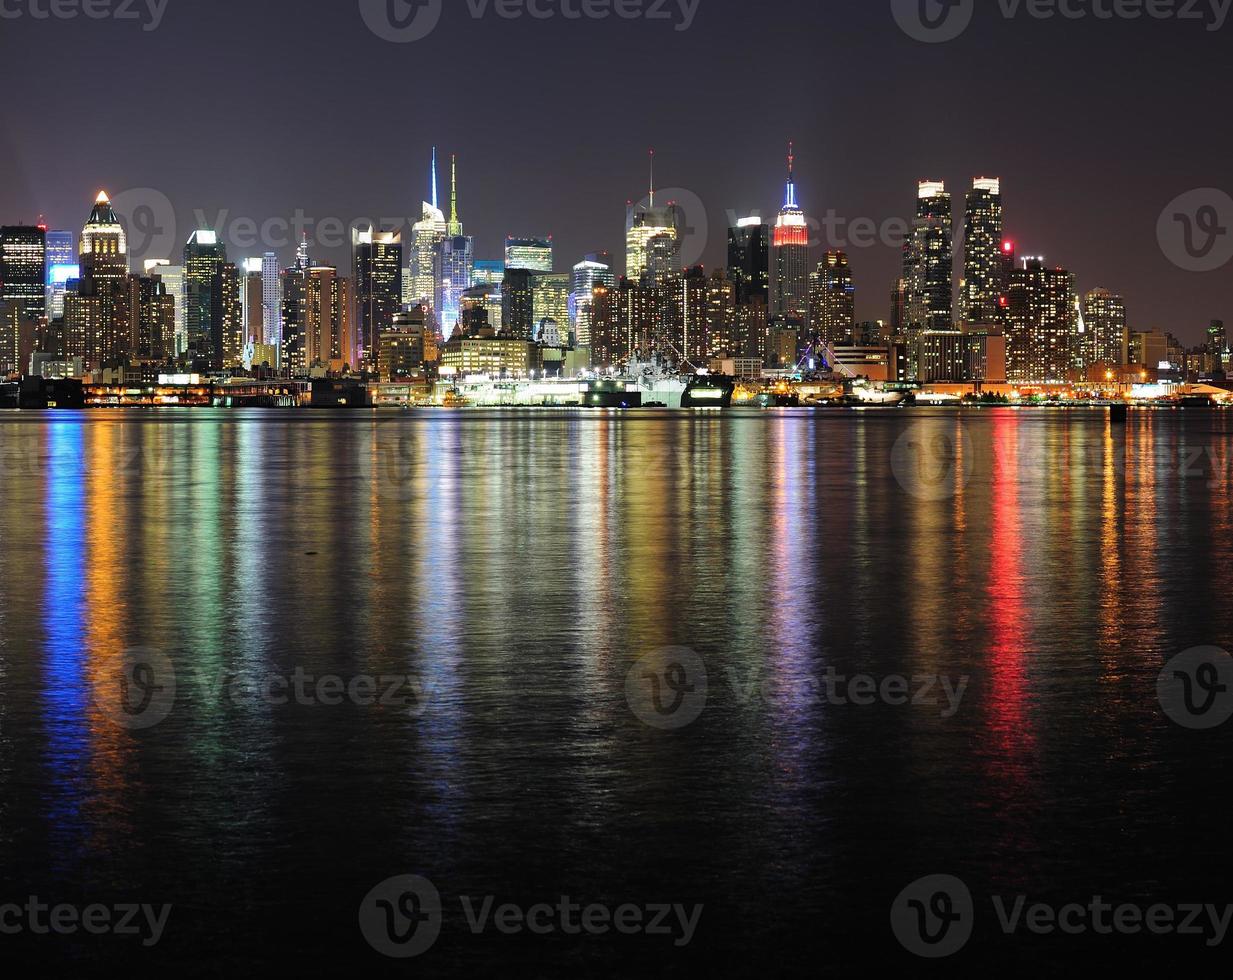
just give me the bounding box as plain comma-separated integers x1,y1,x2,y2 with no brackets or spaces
0,2,1229,344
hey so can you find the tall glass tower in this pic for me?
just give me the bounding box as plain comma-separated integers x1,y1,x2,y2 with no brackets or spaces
960,177,1005,323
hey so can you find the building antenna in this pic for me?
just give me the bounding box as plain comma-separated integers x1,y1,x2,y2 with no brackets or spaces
431,147,439,211
449,154,462,236
649,148,655,208
785,141,797,209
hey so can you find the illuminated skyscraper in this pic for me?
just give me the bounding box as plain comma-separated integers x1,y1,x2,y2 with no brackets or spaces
305,266,354,368
502,268,535,340
809,250,855,346
772,143,810,326
903,180,954,339
505,237,554,273
1005,258,1077,383
625,154,683,283
135,270,175,362
222,262,243,367
960,177,1005,323
533,272,571,341
78,192,130,368
434,155,474,339
353,227,403,364
43,230,74,321
242,257,265,352
261,251,281,349
571,253,614,347
183,229,228,370
473,260,505,288
1,224,47,323
727,217,769,306
1083,288,1128,367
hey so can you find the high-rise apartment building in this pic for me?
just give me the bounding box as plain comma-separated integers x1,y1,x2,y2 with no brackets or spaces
809,250,855,346
353,228,403,365
960,177,1005,323
903,180,954,338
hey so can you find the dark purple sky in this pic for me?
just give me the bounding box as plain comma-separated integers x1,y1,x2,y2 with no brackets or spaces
2,0,1229,342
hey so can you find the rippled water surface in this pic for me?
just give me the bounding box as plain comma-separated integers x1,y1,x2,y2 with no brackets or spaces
1,408,1231,975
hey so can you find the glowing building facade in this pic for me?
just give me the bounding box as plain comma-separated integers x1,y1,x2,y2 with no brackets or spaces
772,144,809,327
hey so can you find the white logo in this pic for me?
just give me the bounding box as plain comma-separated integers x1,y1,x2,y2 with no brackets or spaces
359,0,444,43
891,0,975,43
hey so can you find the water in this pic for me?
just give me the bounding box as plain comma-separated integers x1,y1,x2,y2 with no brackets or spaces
0,408,1231,975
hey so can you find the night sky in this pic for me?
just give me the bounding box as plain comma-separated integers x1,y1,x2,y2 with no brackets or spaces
1,0,1229,342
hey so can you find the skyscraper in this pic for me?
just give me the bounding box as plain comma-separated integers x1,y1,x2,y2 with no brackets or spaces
772,143,810,326
243,257,265,351
809,250,855,346
183,229,228,370
903,180,954,338
435,155,474,340
625,152,682,282
1083,288,1128,368
353,228,403,365
1005,258,1078,383
571,253,614,348
262,251,281,349
43,230,76,321
1,224,47,323
79,192,131,369
222,262,243,367
960,177,1005,323
727,217,769,306
532,272,571,341
505,237,554,273
502,268,536,340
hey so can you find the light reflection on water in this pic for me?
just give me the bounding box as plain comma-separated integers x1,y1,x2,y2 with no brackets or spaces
0,407,1231,972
